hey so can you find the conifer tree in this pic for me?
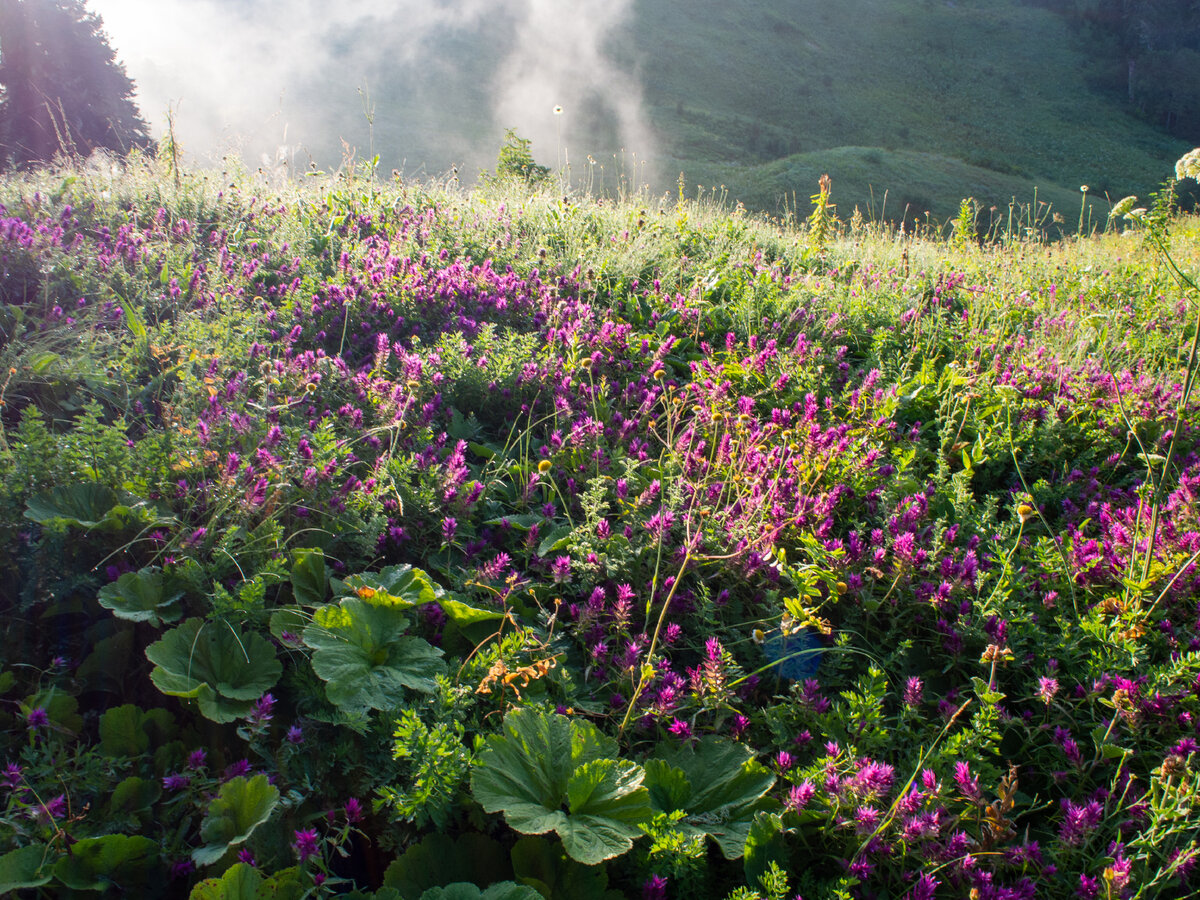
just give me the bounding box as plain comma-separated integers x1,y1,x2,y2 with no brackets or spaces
0,0,150,169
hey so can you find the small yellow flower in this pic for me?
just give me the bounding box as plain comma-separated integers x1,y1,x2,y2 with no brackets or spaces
537,459,552,474
652,368,665,380
1017,503,1035,524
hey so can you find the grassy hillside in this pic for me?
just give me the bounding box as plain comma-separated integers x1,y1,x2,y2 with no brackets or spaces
623,0,1191,221
1,154,1199,896
152,0,1194,227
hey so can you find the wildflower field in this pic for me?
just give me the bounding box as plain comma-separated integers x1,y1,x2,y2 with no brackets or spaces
2,155,1200,900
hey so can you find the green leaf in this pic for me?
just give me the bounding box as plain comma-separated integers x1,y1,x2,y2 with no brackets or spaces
304,596,444,713
537,524,573,558
419,884,543,900
189,862,262,899
109,776,163,817
471,708,650,864
645,738,777,859
24,483,120,528
99,700,175,758
146,619,281,723
0,845,53,893
25,687,82,734
509,836,620,900
291,548,328,606
383,833,511,896
97,567,183,625
193,775,280,866
743,812,786,887
334,564,439,607
190,864,304,900
438,596,506,629
77,628,135,693
24,483,169,532
53,834,160,892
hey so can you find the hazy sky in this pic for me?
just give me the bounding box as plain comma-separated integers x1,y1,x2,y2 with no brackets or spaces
87,0,656,178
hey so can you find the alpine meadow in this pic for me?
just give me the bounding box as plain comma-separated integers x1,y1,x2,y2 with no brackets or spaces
2,1,1200,899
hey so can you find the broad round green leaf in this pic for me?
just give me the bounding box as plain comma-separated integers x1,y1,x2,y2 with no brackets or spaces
146,619,282,723
471,708,650,864
419,883,542,900
304,596,444,712
0,845,53,893
97,567,183,625
645,737,778,859
193,774,280,866
53,834,160,892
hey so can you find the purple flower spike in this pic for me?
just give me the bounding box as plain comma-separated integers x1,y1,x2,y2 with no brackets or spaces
642,874,668,900
292,828,320,862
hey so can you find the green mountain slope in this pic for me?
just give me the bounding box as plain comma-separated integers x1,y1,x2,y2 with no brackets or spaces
622,0,1190,221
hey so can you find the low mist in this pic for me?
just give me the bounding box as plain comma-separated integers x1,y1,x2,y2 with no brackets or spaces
91,0,656,183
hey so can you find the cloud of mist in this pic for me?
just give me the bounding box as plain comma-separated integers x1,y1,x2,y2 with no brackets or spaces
89,0,655,182
494,0,657,187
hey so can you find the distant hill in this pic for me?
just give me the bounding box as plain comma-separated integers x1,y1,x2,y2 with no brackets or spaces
619,0,1192,223
133,0,1192,226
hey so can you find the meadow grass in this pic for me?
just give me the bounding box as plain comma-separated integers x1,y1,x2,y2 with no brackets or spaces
0,153,1198,899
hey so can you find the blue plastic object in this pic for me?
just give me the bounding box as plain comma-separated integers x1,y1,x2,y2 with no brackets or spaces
762,629,823,681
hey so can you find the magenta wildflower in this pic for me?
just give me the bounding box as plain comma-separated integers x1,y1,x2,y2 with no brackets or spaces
1037,676,1060,705
249,693,275,728
182,527,207,547
642,874,668,900
292,828,320,862
237,848,257,867
162,773,191,791
169,859,196,880
186,748,208,770
667,718,693,742
35,794,66,822
954,761,982,802
1059,799,1103,846
785,781,816,813
344,796,364,823
26,707,48,729
550,555,571,583
2,762,23,791
904,676,924,708
907,873,939,900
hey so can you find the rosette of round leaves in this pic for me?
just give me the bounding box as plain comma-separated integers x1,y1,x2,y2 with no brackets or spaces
97,567,183,626
470,707,652,865
303,591,445,714
334,564,505,645
643,737,778,859
53,834,161,894
418,885,543,900
188,861,302,898
192,775,281,866
0,845,52,894
145,619,282,723
383,833,512,896
24,483,172,532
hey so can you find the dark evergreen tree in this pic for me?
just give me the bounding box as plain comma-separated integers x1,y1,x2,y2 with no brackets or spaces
0,0,150,169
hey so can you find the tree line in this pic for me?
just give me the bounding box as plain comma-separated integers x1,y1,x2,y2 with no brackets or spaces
0,0,149,170
1029,0,1200,138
